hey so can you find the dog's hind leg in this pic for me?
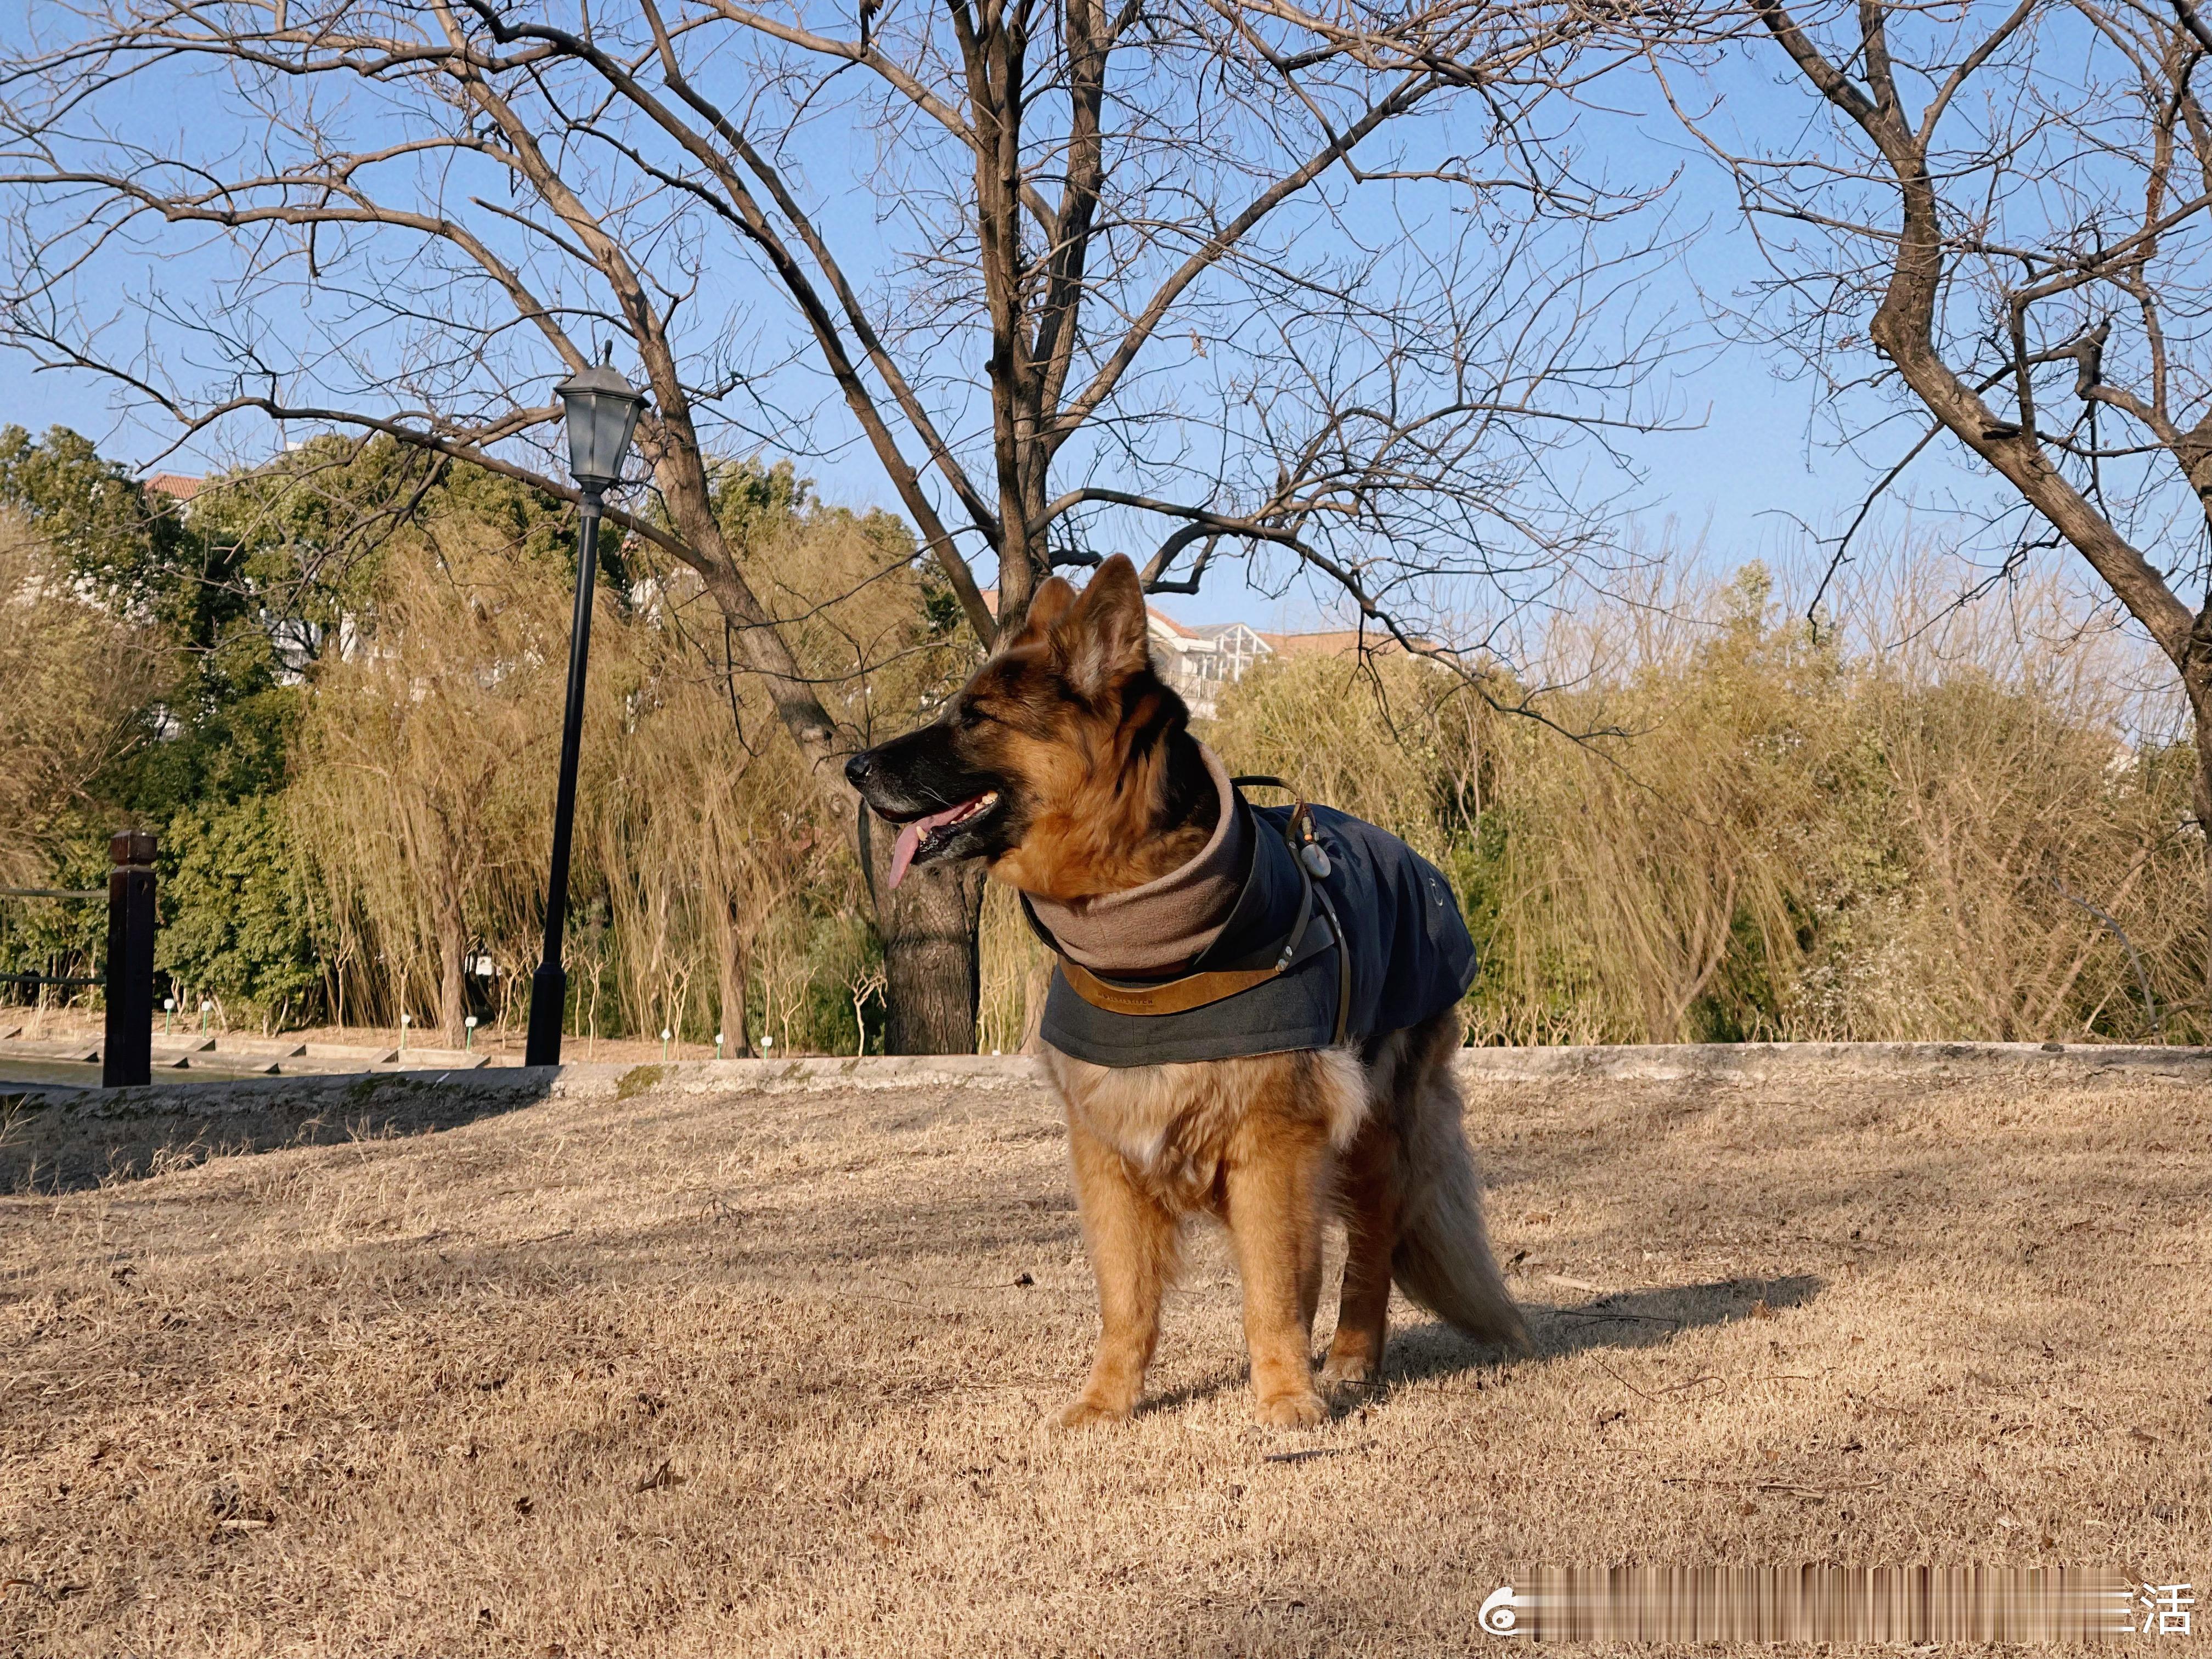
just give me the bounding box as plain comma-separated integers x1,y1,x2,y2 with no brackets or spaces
1057,1113,1178,1429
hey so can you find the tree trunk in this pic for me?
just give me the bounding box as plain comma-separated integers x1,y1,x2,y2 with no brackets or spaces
434,903,469,1047
873,852,985,1054
2194,707,2212,1012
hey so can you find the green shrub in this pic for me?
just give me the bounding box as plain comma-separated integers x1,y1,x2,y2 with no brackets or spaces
157,796,325,1029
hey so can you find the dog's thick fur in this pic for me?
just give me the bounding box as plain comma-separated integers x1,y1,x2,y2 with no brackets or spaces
847,555,1527,1426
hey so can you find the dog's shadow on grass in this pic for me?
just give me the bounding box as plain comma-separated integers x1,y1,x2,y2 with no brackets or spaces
1133,1274,1824,1420
1378,1272,1826,1395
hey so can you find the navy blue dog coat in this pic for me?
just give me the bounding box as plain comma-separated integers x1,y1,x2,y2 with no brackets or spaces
1028,792,1477,1066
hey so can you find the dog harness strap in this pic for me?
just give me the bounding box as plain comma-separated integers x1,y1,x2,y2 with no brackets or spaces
1234,778,1349,1040
1051,888,1352,1029
1054,957,1290,1016
1311,883,1352,1046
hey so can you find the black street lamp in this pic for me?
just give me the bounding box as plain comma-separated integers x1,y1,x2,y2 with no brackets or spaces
526,345,647,1067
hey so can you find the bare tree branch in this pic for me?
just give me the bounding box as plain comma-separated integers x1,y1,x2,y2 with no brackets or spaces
1692,0,2212,991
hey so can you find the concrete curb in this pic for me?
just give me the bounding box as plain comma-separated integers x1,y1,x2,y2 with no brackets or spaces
0,1053,1042,1115
1451,1039,2212,1082
5,1041,2210,1116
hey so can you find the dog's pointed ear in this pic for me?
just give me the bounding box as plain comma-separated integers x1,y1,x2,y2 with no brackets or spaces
1060,554,1151,697
1005,575,1077,648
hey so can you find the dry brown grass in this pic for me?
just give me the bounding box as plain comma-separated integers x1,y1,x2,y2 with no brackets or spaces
2,1063,2205,1657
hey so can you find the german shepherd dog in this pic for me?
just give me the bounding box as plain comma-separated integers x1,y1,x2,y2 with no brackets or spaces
845,555,1527,1427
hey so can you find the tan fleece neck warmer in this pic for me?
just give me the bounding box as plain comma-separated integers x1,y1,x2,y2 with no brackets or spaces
1025,743,1249,974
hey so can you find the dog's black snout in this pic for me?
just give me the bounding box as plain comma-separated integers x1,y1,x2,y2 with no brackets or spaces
844,749,875,789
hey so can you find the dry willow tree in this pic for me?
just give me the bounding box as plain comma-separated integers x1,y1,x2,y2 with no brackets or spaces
294,533,583,1043
1672,0,2212,989
0,512,167,886
3,0,1673,1048
590,489,919,1056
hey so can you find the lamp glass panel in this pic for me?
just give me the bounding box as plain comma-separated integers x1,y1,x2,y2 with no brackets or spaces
564,391,642,486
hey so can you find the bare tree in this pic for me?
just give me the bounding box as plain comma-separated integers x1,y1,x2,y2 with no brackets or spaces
1672,0,2212,988
2,0,1671,1049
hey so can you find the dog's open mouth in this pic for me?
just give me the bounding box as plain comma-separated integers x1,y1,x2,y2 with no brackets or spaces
885,791,999,889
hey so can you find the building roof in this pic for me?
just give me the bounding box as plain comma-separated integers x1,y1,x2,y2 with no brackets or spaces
979,585,1204,642
1146,608,1201,640
144,473,203,503
1255,628,1432,659
977,586,1432,659
1187,621,1269,645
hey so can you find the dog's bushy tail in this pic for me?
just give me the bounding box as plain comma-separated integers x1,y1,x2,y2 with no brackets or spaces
1389,1034,1530,1351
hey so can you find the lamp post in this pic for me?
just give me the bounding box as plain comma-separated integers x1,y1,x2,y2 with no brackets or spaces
526,345,647,1068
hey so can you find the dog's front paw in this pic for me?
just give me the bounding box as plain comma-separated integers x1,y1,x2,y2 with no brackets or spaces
1254,1388,1328,1428
1319,1349,1379,1385
1052,1395,1132,1431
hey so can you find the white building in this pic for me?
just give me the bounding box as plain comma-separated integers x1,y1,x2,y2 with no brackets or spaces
1144,613,1274,718
984,584,1429,718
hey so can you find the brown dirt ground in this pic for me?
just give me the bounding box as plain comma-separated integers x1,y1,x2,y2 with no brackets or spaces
1,1064,2206,1657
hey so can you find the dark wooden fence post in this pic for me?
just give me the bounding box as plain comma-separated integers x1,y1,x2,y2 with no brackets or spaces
103,830,156,1088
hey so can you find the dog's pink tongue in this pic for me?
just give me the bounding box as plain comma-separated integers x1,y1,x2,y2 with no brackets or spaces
888,821,924,890
886,800,971,889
